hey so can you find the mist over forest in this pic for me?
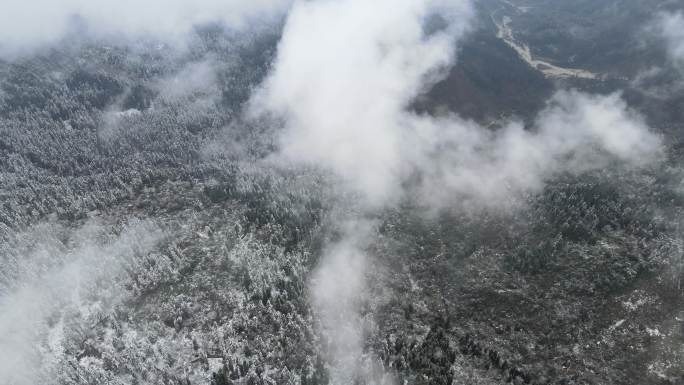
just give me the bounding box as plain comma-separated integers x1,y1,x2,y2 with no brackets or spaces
1,0,684,384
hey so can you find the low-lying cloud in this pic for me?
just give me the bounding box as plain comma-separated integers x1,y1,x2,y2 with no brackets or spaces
0,0,292,59
656,11,684,66
248,0,665,378
157,60,220,101
252,0,662,209
251,0,475,207
309,219,375,384
0,219,163,385
415,91,663,208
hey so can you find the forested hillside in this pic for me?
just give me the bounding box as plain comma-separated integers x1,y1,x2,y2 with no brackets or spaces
1,1,684,384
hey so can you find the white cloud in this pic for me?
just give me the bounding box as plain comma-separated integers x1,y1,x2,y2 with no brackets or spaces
253,0,475,381
157,60,219,101
251,0,661,209
310,220,370,384
657,11,684,65
415,91,663,208
248,0,664,378
309,219,395,384
0,219,163,385
0,0,292,58
251,0,475,207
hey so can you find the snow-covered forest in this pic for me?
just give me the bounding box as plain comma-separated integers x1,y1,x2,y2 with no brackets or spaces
2,0,684,384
